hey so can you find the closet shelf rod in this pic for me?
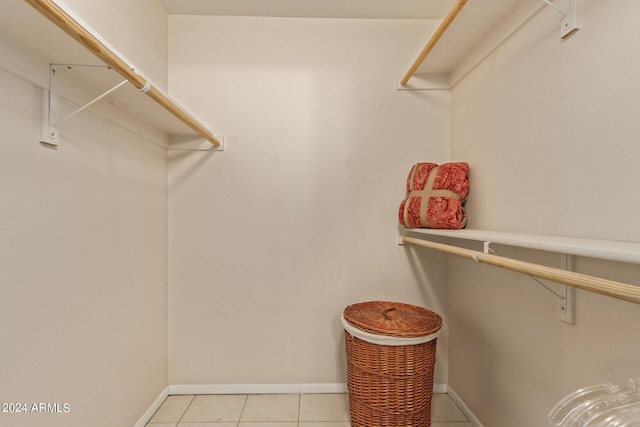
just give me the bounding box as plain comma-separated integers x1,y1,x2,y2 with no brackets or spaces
22,0,221,148
402,236,640,305
400,0,468,86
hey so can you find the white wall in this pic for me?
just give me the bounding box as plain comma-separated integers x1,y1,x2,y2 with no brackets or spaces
0,58,168,426
452,0,640,241
167,16,451,386
449,0,640,425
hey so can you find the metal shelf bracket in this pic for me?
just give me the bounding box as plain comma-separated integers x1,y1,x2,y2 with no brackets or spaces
39,65,59,146
543,0,579,38
532,254,575,324
486,241,575,324
39,64,127,146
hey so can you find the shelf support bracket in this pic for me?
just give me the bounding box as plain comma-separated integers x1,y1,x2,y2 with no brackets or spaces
527,255,575,323
485,242,575,324
39,64,128,146
39,65,59,146
557,254,575,324
543,0,579,38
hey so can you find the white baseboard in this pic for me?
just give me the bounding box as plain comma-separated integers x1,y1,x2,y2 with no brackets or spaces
168,383,450,395
433,383,448,394
133,386,169,427
447,386,484,427
168,383,349,395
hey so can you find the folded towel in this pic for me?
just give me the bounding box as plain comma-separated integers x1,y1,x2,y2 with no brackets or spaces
399,162,469,229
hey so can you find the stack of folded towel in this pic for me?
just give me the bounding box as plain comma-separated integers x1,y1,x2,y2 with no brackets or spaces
398,162,469,229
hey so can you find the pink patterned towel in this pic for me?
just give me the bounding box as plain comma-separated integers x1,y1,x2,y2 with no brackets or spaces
398,162,469,229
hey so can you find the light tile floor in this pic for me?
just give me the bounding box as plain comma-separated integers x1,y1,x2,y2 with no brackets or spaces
145,393,472,427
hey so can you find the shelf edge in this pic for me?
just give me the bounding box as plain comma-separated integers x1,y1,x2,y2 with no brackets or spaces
402,228,640,265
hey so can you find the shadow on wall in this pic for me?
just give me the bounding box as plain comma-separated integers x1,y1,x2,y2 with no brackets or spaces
402,236,449,313
167,128,231,194
332,313,347,384
401,236,450,385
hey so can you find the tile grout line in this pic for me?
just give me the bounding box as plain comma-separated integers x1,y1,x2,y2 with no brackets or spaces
237,394,249,426
176,395,195,426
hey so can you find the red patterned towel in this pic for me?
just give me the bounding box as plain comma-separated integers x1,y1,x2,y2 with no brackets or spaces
398,162,469,229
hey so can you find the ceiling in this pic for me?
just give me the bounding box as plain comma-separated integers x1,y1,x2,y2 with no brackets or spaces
158,0,524,74
159,0,457,19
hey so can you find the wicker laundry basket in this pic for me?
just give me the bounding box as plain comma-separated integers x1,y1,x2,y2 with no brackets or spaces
342,301,442,427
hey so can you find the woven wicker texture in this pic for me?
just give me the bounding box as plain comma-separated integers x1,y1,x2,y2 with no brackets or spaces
343,301,442,338
343,302,442,427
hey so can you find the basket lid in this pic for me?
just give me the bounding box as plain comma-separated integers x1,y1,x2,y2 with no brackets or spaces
343,301,442,338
